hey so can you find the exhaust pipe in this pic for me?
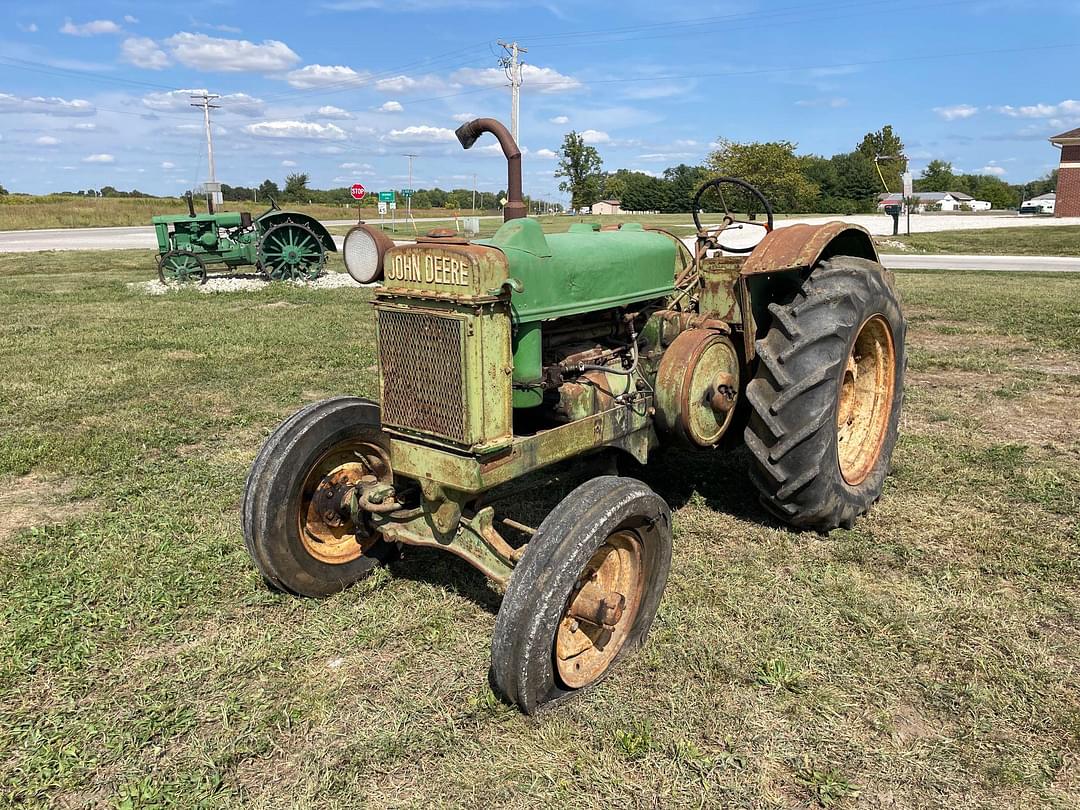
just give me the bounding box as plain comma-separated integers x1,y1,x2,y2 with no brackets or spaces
454,117,526,223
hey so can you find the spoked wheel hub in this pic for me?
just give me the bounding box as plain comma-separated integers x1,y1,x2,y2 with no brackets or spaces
837,314,896,485
555,529,645,689
297,439,390,564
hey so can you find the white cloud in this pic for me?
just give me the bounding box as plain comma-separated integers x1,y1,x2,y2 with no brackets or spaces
452,112,475,122
796,97,849,109
379,100,404,113
0,92,94,116
535,148,558,159
161,161,176,169
74,123,97,130
934,104,978,121
285,64,368,89
35,135,60,146
121,37,169,69
123,15,139,24
452,64,581,94
373,74,445,93
580,129,610,144
141,89,264,116
980,163,1007,176
384,125,456,143
243,120,347,140
61,18,122,36
316,105,353,119
83,153,115,163
17,22,38,33
164,32,300,73
995,99,1080,119
550,115,569,124
282,160,297,166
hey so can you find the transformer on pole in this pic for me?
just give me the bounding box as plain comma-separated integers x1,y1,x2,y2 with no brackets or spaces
497,40,527,145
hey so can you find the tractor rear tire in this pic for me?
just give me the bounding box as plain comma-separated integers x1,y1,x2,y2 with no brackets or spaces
243,396,398,597
744,256,906,531
490,476,672,714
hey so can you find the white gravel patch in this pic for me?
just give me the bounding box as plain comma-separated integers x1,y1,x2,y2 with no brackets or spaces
128,271,377,295
876,238,911,252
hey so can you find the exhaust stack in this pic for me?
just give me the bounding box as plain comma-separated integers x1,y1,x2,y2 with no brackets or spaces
454,117,526,223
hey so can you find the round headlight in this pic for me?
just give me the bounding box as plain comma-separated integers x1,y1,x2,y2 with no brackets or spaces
343,224,393,284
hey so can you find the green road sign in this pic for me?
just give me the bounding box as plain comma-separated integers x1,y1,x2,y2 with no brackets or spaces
378,191,395,203
401,188,414,198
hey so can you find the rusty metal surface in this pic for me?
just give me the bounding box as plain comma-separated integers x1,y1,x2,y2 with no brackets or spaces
654,329,740,447
740,222,879,275
555,529,644,688
837,314,896,485
454,118,525,222
700,256,744,322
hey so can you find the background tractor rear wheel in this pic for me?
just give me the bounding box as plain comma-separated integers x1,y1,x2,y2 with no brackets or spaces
257,221,326,282
158,250,207,285
744,256,905,531
490,476,672,714
243,396,398,597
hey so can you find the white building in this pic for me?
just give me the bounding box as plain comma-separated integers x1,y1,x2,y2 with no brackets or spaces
1019,192,1055,215
878,191,991,212
590,199,622,215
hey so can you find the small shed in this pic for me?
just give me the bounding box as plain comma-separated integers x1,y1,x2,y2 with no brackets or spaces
590,199,622,215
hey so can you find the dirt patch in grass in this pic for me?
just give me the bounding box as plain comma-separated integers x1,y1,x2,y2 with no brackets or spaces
0,473,97,545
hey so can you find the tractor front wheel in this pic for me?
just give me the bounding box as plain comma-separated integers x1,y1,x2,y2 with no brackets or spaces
243,396,399,597
745,256,906,531
490,476,672,714
158,250,207,285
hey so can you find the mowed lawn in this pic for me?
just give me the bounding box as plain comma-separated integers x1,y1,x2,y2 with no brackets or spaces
889,224,1080,256
1,251,1078,809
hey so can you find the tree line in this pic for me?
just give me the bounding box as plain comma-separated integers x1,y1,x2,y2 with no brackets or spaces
556,126,1056,213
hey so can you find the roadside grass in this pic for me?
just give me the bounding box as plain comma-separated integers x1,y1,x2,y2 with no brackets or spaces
887,224,1080,256
0,196,498,231
1,251,1078,808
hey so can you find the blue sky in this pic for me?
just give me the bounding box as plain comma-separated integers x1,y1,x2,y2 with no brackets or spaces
1,0,1078,202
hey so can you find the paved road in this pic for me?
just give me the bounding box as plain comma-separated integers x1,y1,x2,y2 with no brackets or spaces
879,254,1079,273
0,215,503,253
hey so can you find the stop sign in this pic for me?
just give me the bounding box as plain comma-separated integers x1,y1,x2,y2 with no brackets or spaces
350,183,366,200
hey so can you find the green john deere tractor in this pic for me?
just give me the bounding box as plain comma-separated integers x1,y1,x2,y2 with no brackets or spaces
242,118,906,714
152,196,336,284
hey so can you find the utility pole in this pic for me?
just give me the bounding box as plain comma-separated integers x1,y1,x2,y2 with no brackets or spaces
472,173,477,212
402,153,417,223
190,92,222,208
497,40,527,144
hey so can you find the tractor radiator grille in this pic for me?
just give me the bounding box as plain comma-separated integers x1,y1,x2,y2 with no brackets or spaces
378,309,467,443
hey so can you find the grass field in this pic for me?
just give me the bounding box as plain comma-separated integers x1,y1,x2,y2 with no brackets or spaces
0,196,499,231
889,224,1080,256
1,252,1078,808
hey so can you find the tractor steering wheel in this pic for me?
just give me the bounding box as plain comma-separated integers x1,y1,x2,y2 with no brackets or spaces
692,177,774,254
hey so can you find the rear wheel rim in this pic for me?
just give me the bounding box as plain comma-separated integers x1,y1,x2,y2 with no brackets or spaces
555,529,645,689
296,439,390,564
837,314,896,485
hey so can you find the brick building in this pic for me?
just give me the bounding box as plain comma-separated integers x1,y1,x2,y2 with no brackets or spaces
1050,127,1080,217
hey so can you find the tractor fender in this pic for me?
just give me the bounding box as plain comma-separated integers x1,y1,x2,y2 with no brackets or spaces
257,211,338,252
740,222,877,275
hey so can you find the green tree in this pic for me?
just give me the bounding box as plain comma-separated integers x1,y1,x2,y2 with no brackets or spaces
0,182,8,195
556,131,604,209
282,173,310,202
661,164,710,212
916,160,957,192
706,139,818,212
257,179,280,201
856,125,907,193
971,175,1018,209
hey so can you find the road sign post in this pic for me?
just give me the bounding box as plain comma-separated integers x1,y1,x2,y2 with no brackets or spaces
901,171,913,236
350,183,366,223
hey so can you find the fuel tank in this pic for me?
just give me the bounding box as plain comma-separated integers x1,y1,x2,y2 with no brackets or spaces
474,218,676,323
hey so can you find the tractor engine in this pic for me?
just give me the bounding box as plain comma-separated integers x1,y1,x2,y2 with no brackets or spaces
374,219,683,456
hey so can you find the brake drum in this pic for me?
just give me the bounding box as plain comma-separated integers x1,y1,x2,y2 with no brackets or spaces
655,329,740,447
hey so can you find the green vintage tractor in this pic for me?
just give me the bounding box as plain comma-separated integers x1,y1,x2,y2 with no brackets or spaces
242,118,906,713
153,196,336,284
